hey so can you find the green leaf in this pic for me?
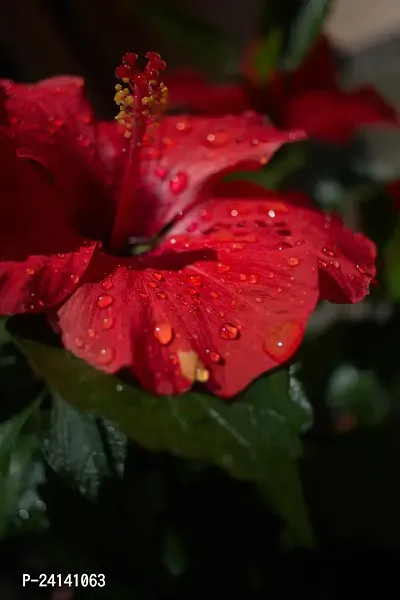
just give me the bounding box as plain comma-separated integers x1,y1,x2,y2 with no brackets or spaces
385,215,400,299
42,394,127,501
12,331,314,547
125,1,237,74
327,365,390,429
283,0,333,71
0,398,47,539
252,28,284,84
225,142,307,190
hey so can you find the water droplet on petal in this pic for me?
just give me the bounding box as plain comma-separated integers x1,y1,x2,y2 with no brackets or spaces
88,328,96,338
25,268,35,276
101,278,113,290
220,323,239,340
149,281,158,289
268,210,276,218
248,274,258,284
102,317,115,330
75,336,84,348
97,294,114,308
255,296,263,303
263,321,303,361
186,286,198,296
70,274,80,284
204,130,230,147
277,241,292,250
153,272,164,281
206,349,222,364
211,291,219,299
217,263,230,273
322,247,336,257
154,323,174,345
97,347,115,365
175,119,192,133
330,260,341,269
187,274,202,286
318,259,328,268
239,273,247,281
170,172,188,194
286,256,299,267
157,292,167,299
295,240,305,246
231,243,244,251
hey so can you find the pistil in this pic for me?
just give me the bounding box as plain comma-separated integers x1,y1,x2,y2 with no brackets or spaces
109,52,167,253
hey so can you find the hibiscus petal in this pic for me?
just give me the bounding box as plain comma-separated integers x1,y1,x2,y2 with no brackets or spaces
0,77,115,241
134,114,305,237
281,87,399,143
0,144,96,315
57,236,319,397
170,185,376,303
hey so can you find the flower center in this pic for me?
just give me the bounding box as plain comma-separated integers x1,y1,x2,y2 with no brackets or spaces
109,52,168,254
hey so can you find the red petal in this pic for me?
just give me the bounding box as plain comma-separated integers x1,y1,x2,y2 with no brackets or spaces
0,139,96,314
281,87,399,143
171,185,376,303
57,238,318,397
135,115,305,237
166,69,249,115
0,77,115,241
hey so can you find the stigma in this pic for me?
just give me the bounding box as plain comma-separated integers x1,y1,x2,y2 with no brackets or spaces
114,51,168,137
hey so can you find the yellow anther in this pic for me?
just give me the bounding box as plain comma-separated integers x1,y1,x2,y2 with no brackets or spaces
122,77,130,83
124,95,134,106
115,84,122,91
124,131,132,138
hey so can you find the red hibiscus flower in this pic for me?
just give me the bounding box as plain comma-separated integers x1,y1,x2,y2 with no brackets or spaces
0,52,376,397
167,35,399,144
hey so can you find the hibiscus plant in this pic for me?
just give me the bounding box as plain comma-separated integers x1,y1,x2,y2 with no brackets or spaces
0,0,399,596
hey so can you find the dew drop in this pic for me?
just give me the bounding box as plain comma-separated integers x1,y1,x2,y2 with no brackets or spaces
102,317,115,330
101,278,113,290
170,172,188,194
25,267,35,276
175,119,192,133
255,296,263,303
286,256,299,267
186,286,198,296
206,349,222,364
88,328,96,338
187,274,202,286
263,321,303,361
157,292,167,299
75,336,84,348
211,291,219,299
70,274,80,284
295,240,305,246
217,263,230,273
97,294,114,308
268,210,276,218
97,347,115,365
220,323,239,340
153,272,164,281
248,274,258,284
322,247,336,257
318,259,328,268
330,260,341,269
276,241,292,250
154,323,174,345
231,243,244,251
204,130,230,147
149,281,159,289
